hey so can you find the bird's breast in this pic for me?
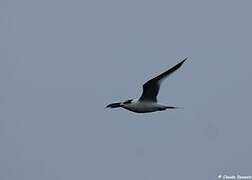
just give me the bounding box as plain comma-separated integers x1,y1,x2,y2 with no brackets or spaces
122,101,163,113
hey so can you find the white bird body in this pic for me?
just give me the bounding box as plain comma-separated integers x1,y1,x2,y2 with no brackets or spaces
122,99,168,113
106,58,187,113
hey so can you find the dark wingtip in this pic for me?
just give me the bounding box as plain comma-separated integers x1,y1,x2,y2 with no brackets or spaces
168,57,188,72
180,57,188,64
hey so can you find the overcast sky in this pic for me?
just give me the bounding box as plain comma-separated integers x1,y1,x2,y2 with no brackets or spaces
1,0,252,180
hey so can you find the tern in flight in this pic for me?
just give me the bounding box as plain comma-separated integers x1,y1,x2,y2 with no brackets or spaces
106,58,187,113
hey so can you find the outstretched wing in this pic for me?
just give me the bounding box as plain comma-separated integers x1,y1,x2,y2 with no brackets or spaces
139,57,187,102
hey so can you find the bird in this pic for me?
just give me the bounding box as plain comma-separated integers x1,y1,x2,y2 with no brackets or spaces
106,57,187,113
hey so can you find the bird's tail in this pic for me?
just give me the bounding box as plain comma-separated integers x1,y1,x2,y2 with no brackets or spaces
165,106,183,109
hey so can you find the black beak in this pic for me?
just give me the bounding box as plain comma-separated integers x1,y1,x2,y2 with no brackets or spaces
106,102,122,108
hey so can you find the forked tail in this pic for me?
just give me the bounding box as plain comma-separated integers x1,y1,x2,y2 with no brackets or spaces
165,106,183,109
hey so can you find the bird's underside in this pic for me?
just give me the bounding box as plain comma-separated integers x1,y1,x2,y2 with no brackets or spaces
122,101,179,113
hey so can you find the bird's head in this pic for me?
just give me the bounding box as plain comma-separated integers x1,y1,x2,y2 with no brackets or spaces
106,99,135,108
122,99,134,105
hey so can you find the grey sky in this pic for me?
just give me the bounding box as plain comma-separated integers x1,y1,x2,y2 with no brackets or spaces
1,0,252,180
